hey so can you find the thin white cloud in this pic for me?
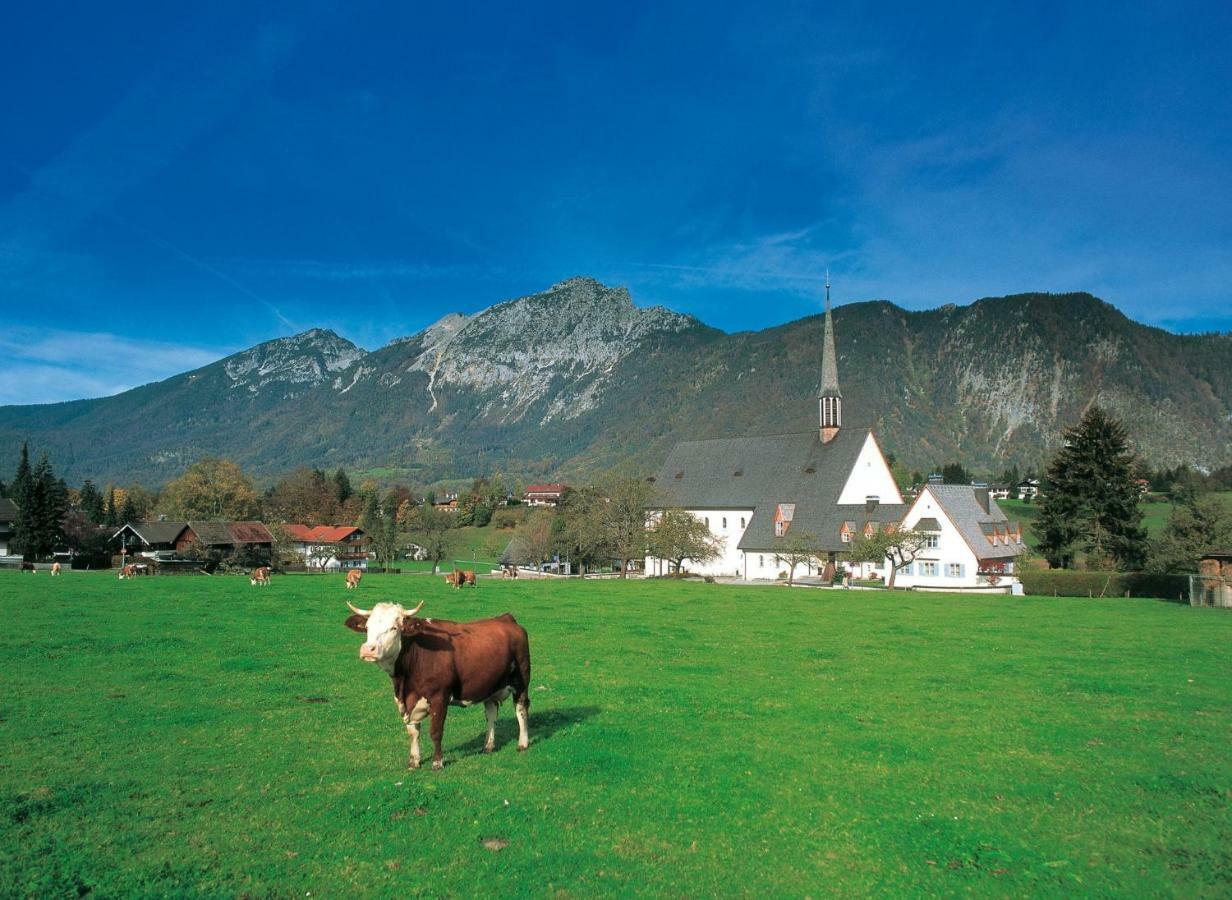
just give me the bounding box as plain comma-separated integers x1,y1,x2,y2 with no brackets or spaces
0,329,226,406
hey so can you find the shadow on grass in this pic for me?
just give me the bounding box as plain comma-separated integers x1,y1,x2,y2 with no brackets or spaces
452,704,601,757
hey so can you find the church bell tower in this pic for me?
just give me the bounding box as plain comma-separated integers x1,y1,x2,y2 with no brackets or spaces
819,271,842,444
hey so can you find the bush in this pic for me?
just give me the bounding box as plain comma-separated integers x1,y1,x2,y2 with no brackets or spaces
1019,570,1189,602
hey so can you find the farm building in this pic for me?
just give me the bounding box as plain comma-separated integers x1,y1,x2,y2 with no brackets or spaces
0,497,17,558
646,276,1024,589
523,483,568,507
113,521,274,563
282,524,369,570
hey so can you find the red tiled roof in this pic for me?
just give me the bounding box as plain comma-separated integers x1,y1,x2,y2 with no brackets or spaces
283,524,363,543
524,483,567,495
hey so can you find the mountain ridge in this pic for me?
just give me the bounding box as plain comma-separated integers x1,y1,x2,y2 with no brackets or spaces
1,279,1228,485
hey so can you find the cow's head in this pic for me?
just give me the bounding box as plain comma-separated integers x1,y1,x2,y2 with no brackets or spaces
344,601,425,670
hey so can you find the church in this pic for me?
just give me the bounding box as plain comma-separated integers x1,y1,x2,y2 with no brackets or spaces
645,277,1024,590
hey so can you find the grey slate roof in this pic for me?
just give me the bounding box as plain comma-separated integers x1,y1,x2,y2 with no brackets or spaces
920,484,1022,561
649,427,906,553
114,521,189,546
0,498,17,522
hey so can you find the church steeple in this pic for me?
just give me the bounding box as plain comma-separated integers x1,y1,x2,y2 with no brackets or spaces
819,270,842,444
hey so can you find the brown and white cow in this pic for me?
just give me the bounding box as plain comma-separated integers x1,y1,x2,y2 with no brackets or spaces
502,566,518,579
345,569,362,589
250,566,271,586
117,564,135,580
21,562,36,573
459,569,477,587
344,600,531,770
50,562,61,576
443,571,458,587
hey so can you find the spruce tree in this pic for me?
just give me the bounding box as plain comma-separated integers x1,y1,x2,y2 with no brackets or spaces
13,453,66,560
104,487,119,527
333,468,353,505
79,479,105,524
1036,407,1147,570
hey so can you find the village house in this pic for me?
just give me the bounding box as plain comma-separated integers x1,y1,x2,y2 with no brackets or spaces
282,524,369,570
1017,478,1040,500
112,521,274,563
646,275,1024,590
0,498,17,558
523,483,568,507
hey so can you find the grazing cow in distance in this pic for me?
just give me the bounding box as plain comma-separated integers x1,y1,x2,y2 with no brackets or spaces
21,562,36,573
117,564,135,580
346,569,363,589
345,600,531,770
460,569,477,587
443,571,458,587
50,562,61,576
250,566,271,586
502,566,519,579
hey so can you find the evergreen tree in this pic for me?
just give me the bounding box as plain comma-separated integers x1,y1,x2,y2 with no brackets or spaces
13,453,66,560
941,462,972,485
333,468,353,505
79,479,105,524
1036,407,1147,570
104,487,119,527
11,442,32,508
1148,495,1232,573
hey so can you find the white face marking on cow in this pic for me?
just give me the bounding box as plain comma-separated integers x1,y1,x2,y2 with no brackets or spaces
358,602,409,674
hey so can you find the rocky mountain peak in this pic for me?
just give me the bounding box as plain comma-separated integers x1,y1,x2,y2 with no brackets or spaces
222,328,366,393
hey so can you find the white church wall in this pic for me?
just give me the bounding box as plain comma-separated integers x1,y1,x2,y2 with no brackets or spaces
836,433,904,505
644,508,753,578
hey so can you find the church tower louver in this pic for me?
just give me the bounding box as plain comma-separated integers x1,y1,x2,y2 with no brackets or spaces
819,271,842,444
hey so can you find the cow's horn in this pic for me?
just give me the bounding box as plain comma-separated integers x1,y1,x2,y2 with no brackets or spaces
346,601,372,617
404,600,424,618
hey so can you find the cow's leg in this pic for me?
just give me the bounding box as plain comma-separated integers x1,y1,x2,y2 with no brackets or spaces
515,698,530,751
428,696,449,770
402,695,429,769
483,699,499,752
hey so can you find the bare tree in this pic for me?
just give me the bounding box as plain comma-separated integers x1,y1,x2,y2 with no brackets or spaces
846,525,931,588
407,504,451,575
773,530,819,586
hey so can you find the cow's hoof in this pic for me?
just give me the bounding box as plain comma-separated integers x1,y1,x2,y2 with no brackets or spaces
432,760,444,771
517,744,528,752
408,760,420,770
484,745,495,754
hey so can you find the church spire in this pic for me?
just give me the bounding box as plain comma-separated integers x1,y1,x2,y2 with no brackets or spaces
819,270,842,443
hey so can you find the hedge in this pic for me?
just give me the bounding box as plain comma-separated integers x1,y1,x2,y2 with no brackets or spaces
1019,570,1189,602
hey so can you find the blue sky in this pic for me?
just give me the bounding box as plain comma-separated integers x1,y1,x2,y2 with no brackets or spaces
2,0,1229,404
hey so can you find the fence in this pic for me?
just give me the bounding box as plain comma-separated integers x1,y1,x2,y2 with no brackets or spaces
1189,575,1232,608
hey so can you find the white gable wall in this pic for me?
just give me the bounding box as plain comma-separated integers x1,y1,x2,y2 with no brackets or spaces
892,487,1017,592
836,432,904,505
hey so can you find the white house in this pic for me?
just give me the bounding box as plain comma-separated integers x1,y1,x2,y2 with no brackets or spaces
645,275,1025,591
889,483,1024,592
283,524,369,570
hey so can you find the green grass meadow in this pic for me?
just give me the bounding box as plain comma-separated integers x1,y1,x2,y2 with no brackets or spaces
2,572,1230,896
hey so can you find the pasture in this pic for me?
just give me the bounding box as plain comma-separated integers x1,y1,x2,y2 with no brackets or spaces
2,573,1229,896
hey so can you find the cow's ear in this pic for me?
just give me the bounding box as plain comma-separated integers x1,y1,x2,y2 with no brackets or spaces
344,614,369,633
399,616,423,636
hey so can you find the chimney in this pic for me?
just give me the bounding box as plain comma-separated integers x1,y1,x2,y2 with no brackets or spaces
974,486,990,514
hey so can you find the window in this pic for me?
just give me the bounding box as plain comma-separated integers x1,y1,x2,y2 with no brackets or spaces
704,517,709,528
759,554,765,568
722,517,727,529
947,563,963,578
924,535,939,549
919,561,938,577
740,517,746,528
841,530,852,543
